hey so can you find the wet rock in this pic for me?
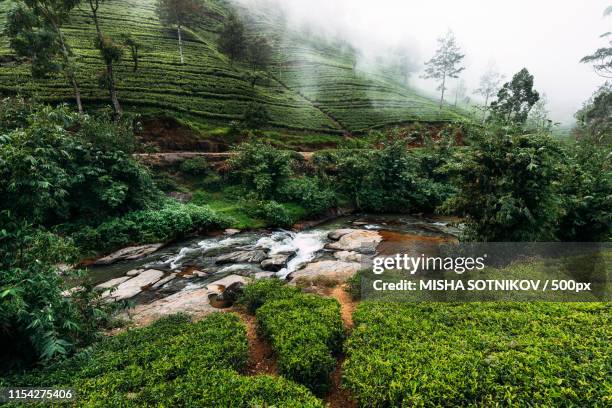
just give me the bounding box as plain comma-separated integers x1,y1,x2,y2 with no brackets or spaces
151,273,177,289
254,271,276,279
96,276,132,290
334,251,363,263
192,270,208,278
206,274,250,294
224,228,241,236
104,269,165,301
126,269,145,277
216,250,268,264
325,230,382,253
261,252,295,272
125,287,218,326
94,244,164,265
289,260,361,282
327,229,357,241
209,282,245,308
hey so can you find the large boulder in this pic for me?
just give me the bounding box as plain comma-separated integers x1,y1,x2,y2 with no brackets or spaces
334,251,363,263
104,269,165,301
260,252,295,272
325,230,382,253
94,244,164,265
327,229,357,241
95,276,132,290
215,250,268,264
289,260,361,282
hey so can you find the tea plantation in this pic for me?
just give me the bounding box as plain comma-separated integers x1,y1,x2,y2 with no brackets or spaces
0,0,463,135
2,313,324,407
343,301,611,407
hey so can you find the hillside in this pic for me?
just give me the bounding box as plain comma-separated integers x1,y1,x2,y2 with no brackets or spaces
0,0,464,135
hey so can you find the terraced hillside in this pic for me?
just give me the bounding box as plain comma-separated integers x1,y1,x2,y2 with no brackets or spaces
0,0,464,135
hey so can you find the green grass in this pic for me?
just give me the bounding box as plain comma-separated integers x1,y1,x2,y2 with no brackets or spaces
343,301,611,407
3,313,324,407
0,0,468,136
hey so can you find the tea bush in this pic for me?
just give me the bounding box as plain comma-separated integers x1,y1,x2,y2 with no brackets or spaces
256,291,344,394
239,278,301,314
343,301,611,407
4,313,324,407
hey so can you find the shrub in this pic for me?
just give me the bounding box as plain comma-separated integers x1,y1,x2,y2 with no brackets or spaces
179,157,210,176
343,301,611,407
0,103,159,226
244,199,295,228
442,127,564,241
242,102,270,129
239,279,301,314
4,313,323,407
0,212,114,370
73,202,232,253
278,176,337,216
229,141,293,199
256,291,344,394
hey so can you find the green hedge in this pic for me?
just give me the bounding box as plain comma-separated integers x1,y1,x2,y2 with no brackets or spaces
343,302,612,407
255,284,344,394
4,313,323,407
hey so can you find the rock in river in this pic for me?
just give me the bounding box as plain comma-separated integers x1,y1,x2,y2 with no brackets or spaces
289,260,361,282
103,269,165,301
94,244,164,265
327,229,357,241
216,250,268,265
325,230,382,253
260,252,295,272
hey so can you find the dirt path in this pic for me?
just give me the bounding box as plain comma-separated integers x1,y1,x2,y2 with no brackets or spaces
236,312,277,376
324,284,359,408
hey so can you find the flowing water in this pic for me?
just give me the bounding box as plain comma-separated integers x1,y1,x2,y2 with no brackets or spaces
87,214,462,290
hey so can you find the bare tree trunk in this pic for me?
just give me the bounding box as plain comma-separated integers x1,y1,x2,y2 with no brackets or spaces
90,1,122,117
439,72,446,110
55,24,83,113
177,22,184,64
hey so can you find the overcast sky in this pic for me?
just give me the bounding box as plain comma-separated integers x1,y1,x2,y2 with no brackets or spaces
239,0,610,125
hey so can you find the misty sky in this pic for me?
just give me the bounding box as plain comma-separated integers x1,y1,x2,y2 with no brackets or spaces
240,0,610,125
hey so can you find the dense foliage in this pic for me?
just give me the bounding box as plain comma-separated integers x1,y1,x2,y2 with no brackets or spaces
343,301,611,407
4,313,324,407
0,214,113,371
442,127,564,241
0,101,158,226
250,280,344,394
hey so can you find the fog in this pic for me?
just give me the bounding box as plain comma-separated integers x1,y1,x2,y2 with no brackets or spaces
237,0,610,125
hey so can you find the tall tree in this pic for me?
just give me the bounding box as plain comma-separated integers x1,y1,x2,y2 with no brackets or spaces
156,0,204,64
218,12,247,65
527,94,553,132
489,68,540,125
246,35,272,87
122,34,141,72
421,30,465,110
87,0,122,116
580,5,612,78
6,0,83,113
474,67,504,123
575,82,612,145
453,79,467,107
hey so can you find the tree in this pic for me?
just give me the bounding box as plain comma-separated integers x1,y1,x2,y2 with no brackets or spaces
88,0,122,117
156,0,204,64
580,5,612,78
452,79,467,107
246,36,272,75
6,0,83,113
527,93,553,132
218,12,247,65
422,30,465,109
489,68,540,125
442,127,564,241
575,82,612,145
395,48,416,85
122,34,141,72
474,67,504,123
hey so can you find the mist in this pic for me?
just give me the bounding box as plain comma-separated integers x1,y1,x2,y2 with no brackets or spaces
236,0,610,125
